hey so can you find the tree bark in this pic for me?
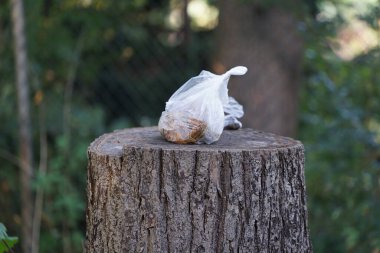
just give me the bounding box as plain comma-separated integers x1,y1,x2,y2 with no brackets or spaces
10,0,33,252
214,1,303,137
86,127,312,252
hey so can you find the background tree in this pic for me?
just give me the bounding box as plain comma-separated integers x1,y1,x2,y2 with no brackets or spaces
10,0,33,252
215,0,303,137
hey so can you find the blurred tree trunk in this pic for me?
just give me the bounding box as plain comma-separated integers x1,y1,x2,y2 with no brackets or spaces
10,0,34,252
215,1,303,137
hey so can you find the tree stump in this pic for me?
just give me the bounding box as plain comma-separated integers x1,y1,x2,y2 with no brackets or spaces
86,127,312,253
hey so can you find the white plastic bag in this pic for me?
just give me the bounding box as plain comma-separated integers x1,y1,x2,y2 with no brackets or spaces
158,66,247,144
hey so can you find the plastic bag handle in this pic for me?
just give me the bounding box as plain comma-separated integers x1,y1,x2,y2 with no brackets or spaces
225,66,248,76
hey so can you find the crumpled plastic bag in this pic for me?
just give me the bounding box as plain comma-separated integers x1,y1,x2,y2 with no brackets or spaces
158,66,247,144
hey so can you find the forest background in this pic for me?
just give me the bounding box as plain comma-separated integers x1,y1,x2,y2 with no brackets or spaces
0,0,380,252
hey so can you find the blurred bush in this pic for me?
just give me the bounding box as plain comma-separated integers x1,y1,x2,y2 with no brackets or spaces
300,1,380,251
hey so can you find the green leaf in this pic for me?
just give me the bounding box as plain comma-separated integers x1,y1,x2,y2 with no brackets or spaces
0,223,7,239
0,223,18,253
0,237,18,253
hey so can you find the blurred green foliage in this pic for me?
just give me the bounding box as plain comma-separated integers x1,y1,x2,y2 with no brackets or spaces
300,1,380,251
0,0,379,252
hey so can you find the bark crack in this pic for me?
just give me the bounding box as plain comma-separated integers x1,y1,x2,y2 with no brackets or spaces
189,150,198,252
267,208,272,251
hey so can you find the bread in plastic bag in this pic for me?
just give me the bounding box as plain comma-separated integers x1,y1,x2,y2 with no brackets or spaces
158,66,247,144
